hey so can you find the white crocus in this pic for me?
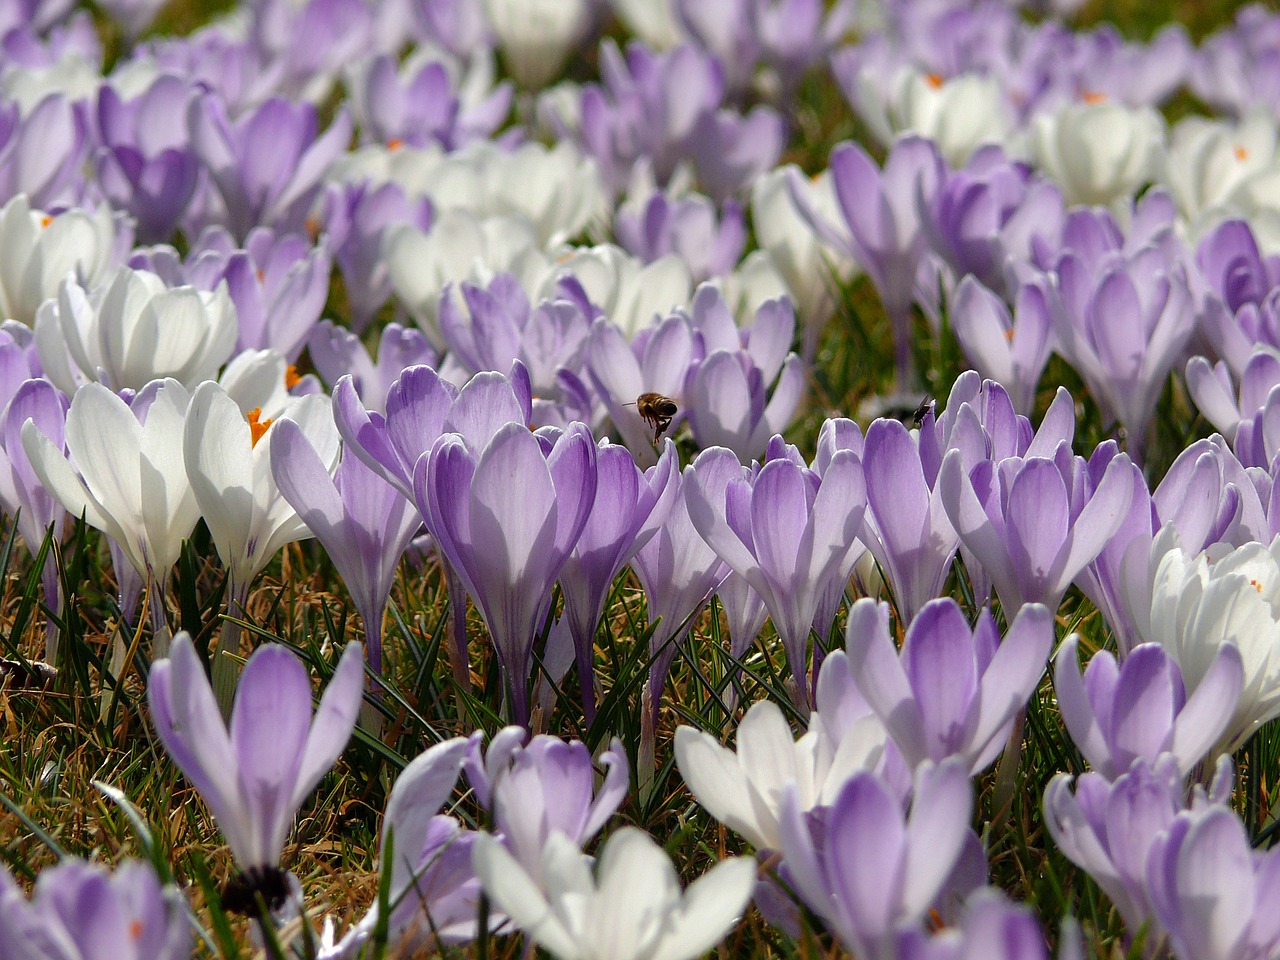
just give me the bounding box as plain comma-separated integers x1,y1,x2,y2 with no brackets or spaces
0,195,118,327
609,0,681,49
183,381,340,704
855,68,1014,167
35,268,238,394
674,699,885,852
473,828,755,960
751,166,855,354
539,244,693,339
1029,98,1166,208
1163,108,1278,229
384,209,547,346
21,379,198,642
1131,534,1280,752
482,0,592,89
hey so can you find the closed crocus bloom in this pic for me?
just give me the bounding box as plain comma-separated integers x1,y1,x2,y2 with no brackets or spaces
777,760,973,959
148,632,363,907
1055,637,1243,780
1029,98,1165,208
0,858,190,960
465,728,628,875
22,379,198,641
35,268,238,394
419,421,596,726
1132,537,1280,752
473,827,755,960
1147,805,1280,960
844,598,1054,774
1163,108,1278,228
895,889,1069,960
483,0,591,89
675,698,885,852
541,244,693,340
684,441,865,699
0,194,119,327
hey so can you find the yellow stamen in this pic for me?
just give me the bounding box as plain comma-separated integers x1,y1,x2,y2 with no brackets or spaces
247,407,273,447
1235,144,1250,162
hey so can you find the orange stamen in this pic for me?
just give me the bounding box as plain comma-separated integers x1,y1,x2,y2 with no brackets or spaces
1252,578,1264,592
129,920,144,941
1235,144,1250,162
247,407,273,447
285,365,301,390
387,138,404,151
38,214,51,228
1082,91,1107,105
305,215,321,240
1004,327,1015,342
925,73,944,89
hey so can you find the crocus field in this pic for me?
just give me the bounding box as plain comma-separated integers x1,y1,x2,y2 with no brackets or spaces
5,0,1280,957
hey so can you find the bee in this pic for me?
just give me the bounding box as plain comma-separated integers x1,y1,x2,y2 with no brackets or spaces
912,395,935,428
626,392,678,443
220,865,291,917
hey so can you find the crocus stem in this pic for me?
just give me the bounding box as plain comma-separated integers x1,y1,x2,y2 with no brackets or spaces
147,574,171,659
990,706,1027,830
444,563,471,693
890,305,918,393
573,619,598,726
213,578,250,716
41,555,61,666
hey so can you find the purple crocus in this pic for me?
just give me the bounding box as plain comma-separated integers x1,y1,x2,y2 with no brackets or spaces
937,441,1136,616
188,92,353,241
559,439,678,719
0,858,190,960
776,759,973,960
418,422,596,725
844,598,1054,774
93,75,201,243
894,889,1074,960
614,191,745,284
790,135,945,389
271,421,422,678
859,417,959,621
464,727,628,874
684,442,866,702
1054,636,1243,780
1147,804,1280,960
147,631,364,906
0,92,88,209
308,320,438,413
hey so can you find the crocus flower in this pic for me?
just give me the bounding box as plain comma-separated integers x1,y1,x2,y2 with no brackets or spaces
894,888,1075,960
614,190,745,284
34,268,238,394
1055,637,1243,780
559,439,677,718
0,858,190,960
147,632,363,902
776,759,973,960
271,422,421,678
675,698,886,852
950,276,1052,416
844,598,1054,774
1147,804,1280,960
1129,536,1280,752
1028,98,1165,208
473,827,756,960
419,421,596,725
0,194,119,327
937,442,1136,616
188,92,353,241
184,381,339,704
308,320,438,413
465,728,628,875
23,379,199,643
0,92,88,211
684,442,865,699
483,0,591,89
317,737,485,957
789,135,944,389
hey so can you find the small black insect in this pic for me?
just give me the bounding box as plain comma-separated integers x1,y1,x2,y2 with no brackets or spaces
626,392,678,443
220,865,291,917
912,395,935,427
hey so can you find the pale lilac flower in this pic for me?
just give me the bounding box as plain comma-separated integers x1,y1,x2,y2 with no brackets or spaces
844,598,1054,774
684,441,865,699
147,632,363,886
308,320,437,413
0,858,190,960
0,93,88,210
465,728,628,875
419,422,596,725
950,276,1052,416
1054,636,1243,780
